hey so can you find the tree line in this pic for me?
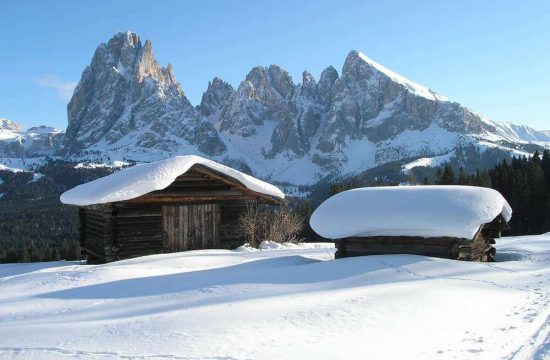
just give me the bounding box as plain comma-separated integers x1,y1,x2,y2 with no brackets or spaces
0,162,115,263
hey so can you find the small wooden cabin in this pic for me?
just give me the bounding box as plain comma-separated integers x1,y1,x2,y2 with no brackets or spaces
334,214,509,262
310,185,512,262
61,156,284,263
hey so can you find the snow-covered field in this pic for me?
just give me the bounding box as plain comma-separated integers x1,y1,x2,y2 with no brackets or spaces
0,237,548,360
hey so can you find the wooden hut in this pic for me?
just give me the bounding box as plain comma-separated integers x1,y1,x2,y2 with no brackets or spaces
310,185,512,262
60,156,285,263
332,213,509,262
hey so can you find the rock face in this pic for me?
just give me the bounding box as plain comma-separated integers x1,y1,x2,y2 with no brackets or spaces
0,118,21,132
15,32,550,185
198,77,235,120
64,32,225,156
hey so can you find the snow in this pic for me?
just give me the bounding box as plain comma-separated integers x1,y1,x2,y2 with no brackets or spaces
487,120,550,145
0,129,20,141
0,235,548,359
402,151,455,173
310,185,512,240
60,155,285,206
74,161,129,169
341,138,376,175
376,123,459,165
0,157,48,172
356,51,449,102
29,172,44,183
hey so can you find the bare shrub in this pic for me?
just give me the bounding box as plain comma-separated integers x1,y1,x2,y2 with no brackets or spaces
266,209,304,244
239,204,304,247
239,203,267,248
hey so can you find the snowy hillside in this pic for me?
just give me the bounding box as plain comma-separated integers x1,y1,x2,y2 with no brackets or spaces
0,236,548,359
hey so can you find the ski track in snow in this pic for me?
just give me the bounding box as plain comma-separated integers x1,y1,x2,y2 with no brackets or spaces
0,237,548,359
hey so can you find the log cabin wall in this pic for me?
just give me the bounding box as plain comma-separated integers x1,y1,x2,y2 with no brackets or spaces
79,205,115,263
335,214,509,262
111,203,164,261
219,203,252,249
335,236,462,260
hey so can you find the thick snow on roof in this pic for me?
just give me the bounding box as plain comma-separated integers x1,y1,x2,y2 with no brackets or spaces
60,155,285,206
310,185,512,240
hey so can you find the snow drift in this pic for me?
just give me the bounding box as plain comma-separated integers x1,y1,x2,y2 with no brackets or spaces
310,185,512,240
60,155,285,206
0,236,548,359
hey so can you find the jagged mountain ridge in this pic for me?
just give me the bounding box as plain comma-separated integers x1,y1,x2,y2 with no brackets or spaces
0,118,63,158
63,32,225,156
2,31,549,186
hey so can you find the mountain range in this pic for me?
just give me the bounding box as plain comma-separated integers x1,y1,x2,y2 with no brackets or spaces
2,31,549,186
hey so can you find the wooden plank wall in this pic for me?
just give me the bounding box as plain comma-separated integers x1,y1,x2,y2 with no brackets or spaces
336,236,461,259
112,204,164,260
162,204,220,251
219,203,250,249
80,205,114,262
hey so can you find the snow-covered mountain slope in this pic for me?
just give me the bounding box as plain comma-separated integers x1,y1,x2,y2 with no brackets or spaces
0,118,63,158
0,236,548,359
2,32,549,185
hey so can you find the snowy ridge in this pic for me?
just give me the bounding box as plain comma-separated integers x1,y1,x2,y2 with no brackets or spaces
355,51,449,101
490,121,550,143
60,155,285,206
310,186,512,239
401,151,456,173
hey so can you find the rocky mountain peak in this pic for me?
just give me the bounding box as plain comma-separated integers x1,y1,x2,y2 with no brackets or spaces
302,71,316,88
0,119,63,158
315,66,339,105
0,118,21,132
26,125,60,135
235,81,259,100
64,32,224,156
267,65,294,98
343,50,447,102
245,65,294,101
96,31,141,74
319,66,339,85
198,77,235,118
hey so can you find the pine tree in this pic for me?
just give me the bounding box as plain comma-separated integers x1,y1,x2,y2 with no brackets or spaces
457,167,468,185
542,149,550,189
436,165,455,185
49,248,61,261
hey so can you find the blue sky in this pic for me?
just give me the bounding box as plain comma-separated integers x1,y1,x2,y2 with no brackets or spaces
1,0,549,130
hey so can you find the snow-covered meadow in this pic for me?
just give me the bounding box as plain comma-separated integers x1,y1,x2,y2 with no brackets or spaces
0,236,548,359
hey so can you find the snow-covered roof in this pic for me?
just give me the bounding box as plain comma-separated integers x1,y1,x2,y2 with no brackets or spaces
60,155,285,206
310,186,512,240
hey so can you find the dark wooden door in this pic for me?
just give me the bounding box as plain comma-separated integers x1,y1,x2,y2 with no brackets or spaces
162,204,220,252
